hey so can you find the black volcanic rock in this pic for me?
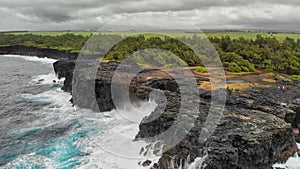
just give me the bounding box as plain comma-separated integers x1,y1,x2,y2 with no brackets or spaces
52,58,300,169
136,86,299,169
3,42,298,169
53,59,75,92
0,45,78,60
53,59,182,112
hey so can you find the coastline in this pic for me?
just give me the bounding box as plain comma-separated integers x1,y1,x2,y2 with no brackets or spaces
1,46,299,168
52,57,300,168
0,45,78,60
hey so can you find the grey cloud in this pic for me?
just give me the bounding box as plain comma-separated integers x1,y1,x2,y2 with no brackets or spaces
0,0,299,31
16,7,72,22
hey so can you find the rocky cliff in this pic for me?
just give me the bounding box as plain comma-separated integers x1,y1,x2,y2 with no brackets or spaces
0,45,78,60
52,58,300,169
1,45,299,169
137,87,299,169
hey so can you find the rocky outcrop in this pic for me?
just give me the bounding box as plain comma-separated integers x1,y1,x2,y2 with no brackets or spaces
136,84,300,169
0,45,79,60
53,59,182,111
53,59,76,92
52,59,300,169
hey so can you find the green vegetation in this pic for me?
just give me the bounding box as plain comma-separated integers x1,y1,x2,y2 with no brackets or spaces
210,35,300,74
221,52,256,73
291,75,300,80
195,67,208,73
98,57,111,61
104,35,200,66
164,64,175,68
0,31,300,75
205,31,300,42
7,30,300,42
0,33,89,51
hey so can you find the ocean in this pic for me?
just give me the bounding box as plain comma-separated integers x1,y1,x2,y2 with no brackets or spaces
0,54,299,169
0,55,162,169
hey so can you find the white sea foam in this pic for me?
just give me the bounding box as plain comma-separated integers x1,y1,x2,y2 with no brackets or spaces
25,85,300,169
2,153,58,169
77,101,163,169
187,156,207,169
13,88,76,136
10,64,300,169
32,73,65,85
0,54,57,64
19,75,163,169
273,143,300,169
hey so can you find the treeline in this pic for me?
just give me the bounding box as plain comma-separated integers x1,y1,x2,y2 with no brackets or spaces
104,34,300,75
210,35,300,74
0,33,89,51
0,33,299,75
103,35,202,66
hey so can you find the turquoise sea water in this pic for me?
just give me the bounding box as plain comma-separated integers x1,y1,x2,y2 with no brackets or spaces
0,55,299,169
0,55,88,168
0,55,159,169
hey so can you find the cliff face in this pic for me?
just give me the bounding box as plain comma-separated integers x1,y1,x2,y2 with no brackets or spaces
53,59,182,112
52,58,300,169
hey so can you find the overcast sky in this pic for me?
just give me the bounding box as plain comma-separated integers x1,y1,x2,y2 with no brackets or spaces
0,0,300,31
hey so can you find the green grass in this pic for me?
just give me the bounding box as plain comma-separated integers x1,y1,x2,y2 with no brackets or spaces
6,30,300,41
100,30,300,41
205,31,300,41
97,57,115,61
195,67,208,73
291,75,300,80
164,64,175,67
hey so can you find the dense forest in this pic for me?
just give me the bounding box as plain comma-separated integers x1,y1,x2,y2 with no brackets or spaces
0,33,299,75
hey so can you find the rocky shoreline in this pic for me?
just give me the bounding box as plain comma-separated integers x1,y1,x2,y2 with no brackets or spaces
53,58,300,169
0,45,78,60
1,46,299,168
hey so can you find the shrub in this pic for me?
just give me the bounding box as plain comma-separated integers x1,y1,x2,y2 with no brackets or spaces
248,65,256,72
195,67,208,73
241,66,249,72
228,62,242,73
291,75,300,80
98,57,110,61
164,64,174,68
